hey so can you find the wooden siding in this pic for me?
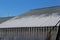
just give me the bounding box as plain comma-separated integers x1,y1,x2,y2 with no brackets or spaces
0,26,58,40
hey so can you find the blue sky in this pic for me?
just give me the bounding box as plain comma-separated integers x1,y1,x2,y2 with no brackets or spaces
0,0,60,17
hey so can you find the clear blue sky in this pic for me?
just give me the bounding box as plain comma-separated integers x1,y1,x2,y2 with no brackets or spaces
0,0,60,17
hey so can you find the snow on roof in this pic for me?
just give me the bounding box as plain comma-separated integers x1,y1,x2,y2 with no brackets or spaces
0,13,60,28
0,6,60,28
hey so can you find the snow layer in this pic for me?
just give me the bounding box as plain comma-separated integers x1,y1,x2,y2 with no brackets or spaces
0,13,60,28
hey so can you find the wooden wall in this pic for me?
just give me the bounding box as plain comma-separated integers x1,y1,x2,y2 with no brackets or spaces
0,26,58,40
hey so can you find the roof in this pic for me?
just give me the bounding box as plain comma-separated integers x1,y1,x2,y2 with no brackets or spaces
0,16,14,24
0,6,60,28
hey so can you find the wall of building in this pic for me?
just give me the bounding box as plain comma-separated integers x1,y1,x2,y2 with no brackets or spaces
0,27,58,40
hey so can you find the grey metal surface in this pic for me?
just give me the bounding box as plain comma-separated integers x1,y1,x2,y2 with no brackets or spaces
0,16,14,24
16,6,60,19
